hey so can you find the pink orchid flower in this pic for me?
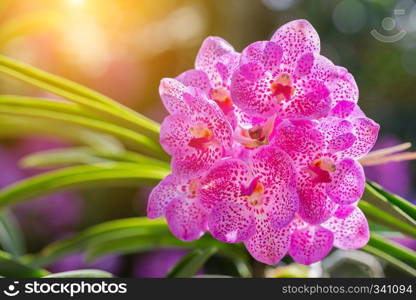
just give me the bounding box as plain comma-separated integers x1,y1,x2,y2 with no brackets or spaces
159,80,233,178
149,19,379,266
177,37,239,118
177,36,265,131
289,205,369,265
230,20,358,120
273,103,379,224
199,146,298,264
147,173,208,242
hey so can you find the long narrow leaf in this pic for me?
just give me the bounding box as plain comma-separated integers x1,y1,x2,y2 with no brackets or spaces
363,184,416,227
28,217,251,277
0,104,164,155
44,269,113,278
30,218,168,267
0,250,48,278
358,200,416,239
362,245,416,277
367,233,416,267
0,115,124,153
0,55,160,134
367,181,416,220
0,210,25,257
20,147,170,169
0,95,103,119
0,163,169,209
167,247,217,278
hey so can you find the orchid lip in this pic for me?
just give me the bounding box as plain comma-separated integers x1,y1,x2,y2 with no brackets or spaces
210,87,234,115
188,124,217,150
270,73,295,102
305,157,336,184
235,115,276,149
240,178,265,207
187,180,199,198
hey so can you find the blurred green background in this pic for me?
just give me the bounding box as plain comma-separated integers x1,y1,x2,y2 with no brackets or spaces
0,0,415,277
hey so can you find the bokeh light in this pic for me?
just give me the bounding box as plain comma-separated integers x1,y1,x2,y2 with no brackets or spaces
332,0,367,34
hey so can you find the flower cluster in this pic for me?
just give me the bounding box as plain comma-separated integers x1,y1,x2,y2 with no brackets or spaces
148,20,379,265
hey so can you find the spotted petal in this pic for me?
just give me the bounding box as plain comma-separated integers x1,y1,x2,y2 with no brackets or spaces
330,101,356,118
283,80,331,119
244,218,291,265
326,158,365,205
165,196,208,242
230,62,276,118
208,201,255,243
250,146,298,228
182,92,233,148
215,52,240,86
196,36,236,87
271,19,320,65
342,117,380,159
199,159,252,210
289,225,334,265
147,174,180,219
159,78,190,114
282,55,335,119
295,52,315,77
176,69,211,94
329,66,359,103
298,180,337,225
317,118,355,154
240,41,283,72
160,114,224,178
273,120,324,165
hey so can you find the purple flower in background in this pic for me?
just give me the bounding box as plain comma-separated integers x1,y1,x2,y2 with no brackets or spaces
13,192,83,239
364,135,412,199
0,138,84,241
49,253,122,274
132,249,188,278
0,146,23,185
389,237,416,251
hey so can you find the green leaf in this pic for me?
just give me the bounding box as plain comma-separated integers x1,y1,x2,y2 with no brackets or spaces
28,217,252,278
360,183,416,239
20,147,170,170
362,184,416,227
20,148,108,168
0,250,48,278
0,55,160,134
0,97,163,155
0,115,124,153
0,210,25,258
0,163,169,209
0,95,103,119
367,181,416,220
43,269,113,278
358,200,416,239
166,247,217,278
30,218,168,267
